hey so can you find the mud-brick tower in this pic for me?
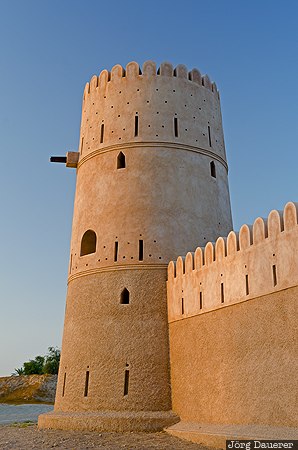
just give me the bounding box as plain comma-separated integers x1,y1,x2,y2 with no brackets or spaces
39,60,233,431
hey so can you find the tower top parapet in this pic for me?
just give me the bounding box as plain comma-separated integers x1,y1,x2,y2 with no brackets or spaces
83,61,218,101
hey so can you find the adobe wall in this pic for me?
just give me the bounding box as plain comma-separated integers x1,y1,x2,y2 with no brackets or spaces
40,61,233,432
167,202,298,427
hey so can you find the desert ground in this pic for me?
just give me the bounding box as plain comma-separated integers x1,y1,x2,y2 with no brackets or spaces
0,423,213,450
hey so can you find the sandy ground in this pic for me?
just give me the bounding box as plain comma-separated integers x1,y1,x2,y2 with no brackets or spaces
0,423,213,449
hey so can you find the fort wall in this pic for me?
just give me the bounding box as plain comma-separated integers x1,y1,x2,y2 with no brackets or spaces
167,202,298,427
40,61,233,432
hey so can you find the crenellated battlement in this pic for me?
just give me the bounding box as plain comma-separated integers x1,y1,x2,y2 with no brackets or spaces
78,61,225,161
83,61,218,101
167,202,298,322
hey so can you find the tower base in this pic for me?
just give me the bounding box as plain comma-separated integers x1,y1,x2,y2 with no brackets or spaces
38,410,179,432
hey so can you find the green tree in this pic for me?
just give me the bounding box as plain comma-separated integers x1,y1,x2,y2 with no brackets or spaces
42,347,60,375
23,356,45,375
13,347,60,376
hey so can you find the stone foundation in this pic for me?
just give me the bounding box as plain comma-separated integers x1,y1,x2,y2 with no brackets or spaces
38,410,179,432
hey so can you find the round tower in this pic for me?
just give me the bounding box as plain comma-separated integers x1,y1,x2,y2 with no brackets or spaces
39,60,233,431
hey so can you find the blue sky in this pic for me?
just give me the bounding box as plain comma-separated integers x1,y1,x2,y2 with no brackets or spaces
0,0,297,376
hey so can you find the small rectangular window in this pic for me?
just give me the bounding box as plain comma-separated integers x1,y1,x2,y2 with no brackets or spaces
114,242,119,262
62,372,66,397
199,291,203,309
272,265,277,286
174,117,178,137
221,282,224,303
181,298,184,315
124,369,129,396
208,125,212,147
100,124,104,143
134,115,139,137
84,371,90,397
210,161,216,178
138,240,143,261
245,274,249,295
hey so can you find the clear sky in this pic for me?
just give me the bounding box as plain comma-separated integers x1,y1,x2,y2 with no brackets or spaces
0,0,297,376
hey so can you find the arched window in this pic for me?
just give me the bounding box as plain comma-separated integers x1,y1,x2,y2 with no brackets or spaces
117,152,126,169
120,288,130,304
80,230,97,256
210,161,216,178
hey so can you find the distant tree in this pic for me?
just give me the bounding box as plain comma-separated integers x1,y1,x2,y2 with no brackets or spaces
14,347,60,376
13,367,24,376
42,347,60,375
23,356,45,375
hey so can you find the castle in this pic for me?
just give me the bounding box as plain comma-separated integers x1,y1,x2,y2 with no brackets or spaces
39,61,298,447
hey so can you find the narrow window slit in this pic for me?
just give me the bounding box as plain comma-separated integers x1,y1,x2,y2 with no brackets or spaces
210,161,216,178
181,298,184,315
174,117,178,137
117,152,126,169
62,372,66,397
124,366,129,396
134,115,139,137
221,282,224,303
245,274,249,295
80,137,84,154
69,254,72,274
114,241,119,262
84,370,90,397
272,264,277,286
208,125,212,147
120,288,130,304
199,291,203,309
100,124,104,143
139,240,143,261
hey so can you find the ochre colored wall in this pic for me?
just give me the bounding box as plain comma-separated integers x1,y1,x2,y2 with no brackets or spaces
53,60,233,418
55,268,171,412
169,286,298,427
167,202,298,427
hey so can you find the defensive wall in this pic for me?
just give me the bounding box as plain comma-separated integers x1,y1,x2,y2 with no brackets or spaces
167,201,298,440
39,61,233,432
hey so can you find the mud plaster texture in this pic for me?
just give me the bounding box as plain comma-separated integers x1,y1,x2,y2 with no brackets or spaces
0,424,213,450
169,286,298,428
41,61,233,431
54,269,172,413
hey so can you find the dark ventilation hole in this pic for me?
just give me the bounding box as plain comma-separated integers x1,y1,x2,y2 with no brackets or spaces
199,291,203,309
210,161,216,178
181,298,184,315
174,117,178,137
221,282,224,303
80,230,97,256
208,125,212,147
134,115,139,137
117,152,126,169
246,274,249,295
62,372,66,397
80,137,84,154
100,124,104,143
114,241,119,262
139,240,143,261
272,265,277,286
120,288,130,304
84,370,90,397
124,365,129,396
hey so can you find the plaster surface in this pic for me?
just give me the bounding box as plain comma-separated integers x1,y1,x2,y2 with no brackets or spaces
40,61,233,431
167,203,298,430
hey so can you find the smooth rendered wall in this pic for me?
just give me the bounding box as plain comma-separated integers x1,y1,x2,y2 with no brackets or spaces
53,61,233,415
167,202,298,427
169,286,298,427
